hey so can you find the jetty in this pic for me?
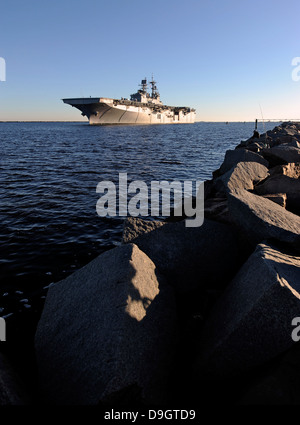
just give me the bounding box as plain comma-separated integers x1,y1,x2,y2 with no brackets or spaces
1,121,300,405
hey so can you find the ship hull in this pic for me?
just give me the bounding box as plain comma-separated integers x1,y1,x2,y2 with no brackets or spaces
62,98,196,125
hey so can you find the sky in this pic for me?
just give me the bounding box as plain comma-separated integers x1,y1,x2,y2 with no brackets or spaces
0,0,299,122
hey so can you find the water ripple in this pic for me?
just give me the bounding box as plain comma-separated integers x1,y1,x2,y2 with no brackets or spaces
0,121,278,295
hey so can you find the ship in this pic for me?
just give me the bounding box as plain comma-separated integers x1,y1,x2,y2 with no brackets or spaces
62,77,196,125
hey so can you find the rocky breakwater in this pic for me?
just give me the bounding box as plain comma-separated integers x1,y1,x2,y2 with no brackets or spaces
4,121,300,405
196,121,300,404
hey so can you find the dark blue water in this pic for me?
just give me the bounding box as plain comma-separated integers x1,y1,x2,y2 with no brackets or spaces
0,121,279,320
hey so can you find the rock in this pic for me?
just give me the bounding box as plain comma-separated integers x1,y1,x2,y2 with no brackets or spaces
262,145,300,166
214,161,269,194
0,353,29,405
246,141,268,152
286,140,300,148
218,149,268,176
35,243,177,405
260,123,300,148
204,197,230,223
239,375,291,405
261,193,287,208
227,189,300,252
274,136,300,146
122,217,165,242
236,136,271,150
239,342,300,405
122,217,241,292
195,242,300,379
165,191,230,224
203,179,215,200
255,175,300,213
269,163,300,179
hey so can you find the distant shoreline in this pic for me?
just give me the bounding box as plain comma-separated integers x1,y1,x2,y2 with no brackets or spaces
0,120,285,123
0,121,87,123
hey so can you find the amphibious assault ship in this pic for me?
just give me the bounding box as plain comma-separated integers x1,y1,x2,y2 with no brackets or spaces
62,77,196,125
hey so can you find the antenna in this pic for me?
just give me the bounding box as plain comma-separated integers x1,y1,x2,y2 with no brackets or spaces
139,78,148,93
259,103,267,142
150,74,159,99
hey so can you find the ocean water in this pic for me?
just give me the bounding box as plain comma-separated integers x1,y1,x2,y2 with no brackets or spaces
0,120,280,321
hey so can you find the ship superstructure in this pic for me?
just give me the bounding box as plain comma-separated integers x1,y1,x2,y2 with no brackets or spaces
62,77,196,125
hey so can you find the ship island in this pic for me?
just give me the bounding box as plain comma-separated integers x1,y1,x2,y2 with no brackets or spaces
62,77,196,125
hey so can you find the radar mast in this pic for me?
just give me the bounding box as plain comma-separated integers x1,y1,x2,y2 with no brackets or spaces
139,78,148,93
150,74,160,99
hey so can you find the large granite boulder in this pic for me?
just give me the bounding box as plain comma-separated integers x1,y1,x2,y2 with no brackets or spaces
122,217,241,292
227,189,300,252
35,243,177,405
214,161,269,194
195,242,300,379
262,145,300,166
218,149,268,176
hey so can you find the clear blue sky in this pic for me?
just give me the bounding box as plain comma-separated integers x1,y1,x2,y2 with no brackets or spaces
0,0,299,121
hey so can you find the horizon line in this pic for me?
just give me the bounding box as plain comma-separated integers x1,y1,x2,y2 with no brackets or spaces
0,119,288,123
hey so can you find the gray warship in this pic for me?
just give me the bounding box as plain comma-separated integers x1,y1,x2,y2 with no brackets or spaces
62,77,196,125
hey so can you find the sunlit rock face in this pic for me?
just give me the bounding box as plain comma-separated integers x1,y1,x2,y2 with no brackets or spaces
214,161,269,194
227,189,300,253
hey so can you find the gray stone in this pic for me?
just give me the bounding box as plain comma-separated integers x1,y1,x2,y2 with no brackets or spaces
218,150,268,175
227,189,300,252
214,161,269,194
261,123,300,148
122,217,240,292
255,174,300,195
286,140,300,148
196,242,300,378
35,243,177,405
262,145,300,165
204,197,230,223
274,136,300,146
246,141,268,152
203,179,215,200
0,353,29,405
122,217,165,243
